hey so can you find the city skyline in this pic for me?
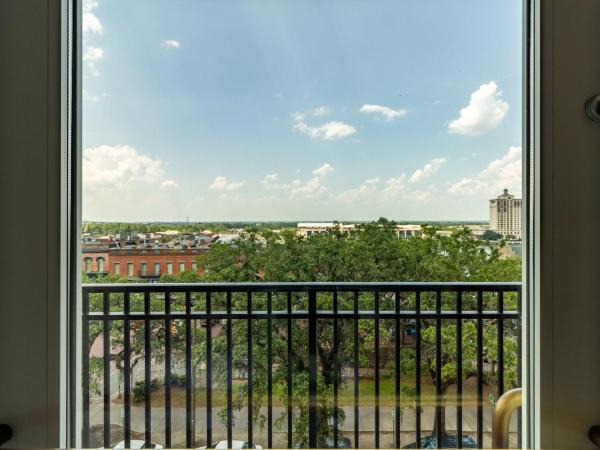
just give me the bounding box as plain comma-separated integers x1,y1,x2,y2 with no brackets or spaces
82,0,522,222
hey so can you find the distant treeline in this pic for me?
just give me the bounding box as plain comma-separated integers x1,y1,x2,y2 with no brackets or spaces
82,219,489,236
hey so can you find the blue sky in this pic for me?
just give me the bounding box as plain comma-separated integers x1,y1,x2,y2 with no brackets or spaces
82,0,522,222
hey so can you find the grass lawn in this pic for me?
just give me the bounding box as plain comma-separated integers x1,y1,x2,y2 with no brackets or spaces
119,377,499,409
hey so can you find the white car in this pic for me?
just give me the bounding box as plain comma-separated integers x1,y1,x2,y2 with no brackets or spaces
198,440,263,449
112,440,163,449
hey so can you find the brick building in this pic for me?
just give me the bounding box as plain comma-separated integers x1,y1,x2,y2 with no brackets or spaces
82,247,205,279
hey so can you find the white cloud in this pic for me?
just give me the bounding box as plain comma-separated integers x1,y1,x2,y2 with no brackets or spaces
83,46,104,76
291,177,328,199
83,0,103,34
319,122,356,140
261,165,333,197
82,144,194,221
312,163,334,177
160,40,181,49
382,175,434,202
260,173,290,190
408,158,447,183
292,112,356,140
83,46,104,61
383,175,407,197
448,81,509,135
83,145,168,189
360,104,408,121
290,163,334,197
161,180,178,189
338,174,433,204
337,183,374,203
449,146,522,196
309,106,330,117
83,89,103,102
209,176,246,191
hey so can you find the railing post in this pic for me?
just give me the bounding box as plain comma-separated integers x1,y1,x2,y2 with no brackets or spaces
308,290,318,448
81,290,90,448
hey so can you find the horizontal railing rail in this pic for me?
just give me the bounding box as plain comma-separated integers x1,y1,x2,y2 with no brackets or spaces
82,282,522,450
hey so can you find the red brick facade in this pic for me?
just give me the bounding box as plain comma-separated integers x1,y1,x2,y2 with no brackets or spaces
82,248,204,278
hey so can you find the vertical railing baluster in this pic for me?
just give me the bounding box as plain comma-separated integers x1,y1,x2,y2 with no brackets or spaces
247,291,254,447
80,281,521,450
456,292,463,449
287,292,293,449
497,291,505,396
333,291,339,449
268,291,273,449
103,291,110,449
353,291,360,450
165,291,172,448
82,290,90,448
144,291,152,447
476,291,483,449
375,291,380,449
185,291,193,448
124,291,131,448
435,291,442,449
395,291,401,449
517,288,523,447
415,291,422,447
227,291,233,449
206,291,212,447
308,290,318,449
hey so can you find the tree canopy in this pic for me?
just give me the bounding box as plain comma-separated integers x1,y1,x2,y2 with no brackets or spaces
86,218,521,446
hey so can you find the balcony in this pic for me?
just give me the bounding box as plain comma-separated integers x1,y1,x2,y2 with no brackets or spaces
82,282,521,449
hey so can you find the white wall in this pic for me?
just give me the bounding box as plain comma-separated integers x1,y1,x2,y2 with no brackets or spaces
0,0,64,447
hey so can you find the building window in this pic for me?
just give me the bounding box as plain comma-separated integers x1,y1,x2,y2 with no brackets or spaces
154,262,161,276
113,262,120,276
97,257,105,273
191,261,197,272
166,262,173,275
179,261,186,272
84,257,92,273
127,263,134,277
140,262,147,276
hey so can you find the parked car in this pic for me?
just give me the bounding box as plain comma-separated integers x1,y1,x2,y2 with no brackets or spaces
295,437,352,448
112,440,163,449
403,434,477,449
198,440,263,449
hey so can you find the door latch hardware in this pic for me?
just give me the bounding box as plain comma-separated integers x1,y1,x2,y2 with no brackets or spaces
585,95,600,122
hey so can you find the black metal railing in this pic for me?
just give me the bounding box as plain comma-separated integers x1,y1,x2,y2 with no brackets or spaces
82,282,521,449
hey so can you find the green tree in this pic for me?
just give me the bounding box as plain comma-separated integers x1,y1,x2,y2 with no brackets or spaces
83,219,521,443
83,273,188,398
482,230,503,241
176,219,521,443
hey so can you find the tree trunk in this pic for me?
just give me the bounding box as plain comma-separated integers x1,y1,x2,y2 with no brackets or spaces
432,384,451,438
432,404,446,437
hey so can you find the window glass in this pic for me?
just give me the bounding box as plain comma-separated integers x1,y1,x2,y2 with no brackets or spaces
80,1,524,449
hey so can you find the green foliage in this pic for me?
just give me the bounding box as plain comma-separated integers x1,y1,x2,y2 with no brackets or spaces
197,220,520,283
87,218,521,443
82,272,130,284
482,230,503,241
132,378,161,402
186,218,521,442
